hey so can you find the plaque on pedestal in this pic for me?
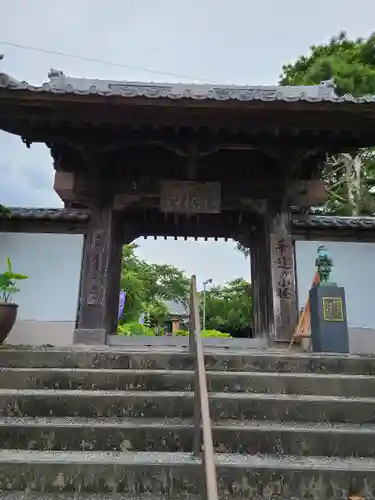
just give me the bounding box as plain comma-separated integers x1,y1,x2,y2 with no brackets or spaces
309,284,349,353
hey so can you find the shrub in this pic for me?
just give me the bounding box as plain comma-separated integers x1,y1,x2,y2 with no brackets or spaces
201,329,232,338
117,322,155,336
174,328,232,338
174,329,189,336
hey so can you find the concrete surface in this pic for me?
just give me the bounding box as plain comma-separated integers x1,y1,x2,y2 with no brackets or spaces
6,321,375,357
6,321,74,346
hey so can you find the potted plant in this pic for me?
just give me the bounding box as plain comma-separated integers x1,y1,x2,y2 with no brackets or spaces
0,257,28,343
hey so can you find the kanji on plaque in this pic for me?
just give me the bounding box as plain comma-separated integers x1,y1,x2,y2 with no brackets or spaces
87,231,104,306
274,237,294,300
160,181,221,214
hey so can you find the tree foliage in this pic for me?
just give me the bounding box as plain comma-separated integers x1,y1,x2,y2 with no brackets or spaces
322,150,375,216
202,278,252,335
280,31,375,216
120,244,190,324
0,205,10,217
120,246,252,335
280,31,375,96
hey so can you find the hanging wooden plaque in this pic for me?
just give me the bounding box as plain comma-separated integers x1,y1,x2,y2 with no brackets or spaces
160,181,221,214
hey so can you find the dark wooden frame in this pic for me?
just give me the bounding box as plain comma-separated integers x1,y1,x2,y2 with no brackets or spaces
2,213,375,242
2,76,375,345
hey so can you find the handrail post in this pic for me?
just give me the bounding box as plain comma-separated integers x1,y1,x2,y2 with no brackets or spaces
189,275,219,500
189,277,201,456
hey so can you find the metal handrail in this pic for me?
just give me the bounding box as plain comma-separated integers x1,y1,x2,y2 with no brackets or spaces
189,275,219,500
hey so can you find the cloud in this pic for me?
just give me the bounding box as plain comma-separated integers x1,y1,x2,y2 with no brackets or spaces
1,0,374,282
0,132,61,207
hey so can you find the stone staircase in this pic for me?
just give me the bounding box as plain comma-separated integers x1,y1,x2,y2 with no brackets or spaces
0,347,375,499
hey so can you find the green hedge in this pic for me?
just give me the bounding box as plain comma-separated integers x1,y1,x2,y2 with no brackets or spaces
174,329,232,338
117,323,232,338
117,322,155,336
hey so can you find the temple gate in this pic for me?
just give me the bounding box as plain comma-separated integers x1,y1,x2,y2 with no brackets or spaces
1,70,375,345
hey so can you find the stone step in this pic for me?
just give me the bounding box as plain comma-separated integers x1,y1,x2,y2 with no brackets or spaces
212,420,375,457
2,347,375,375
0,389,194,419
0,369,194,392
0,449,373,498
0,349,194,371
209,371,375,397
2,416,375,457
3,367,375,397
210,392,375,423
0,495,198,500
205,350,375,375
0,417,194,453
0,494,198,500
1,389,375,423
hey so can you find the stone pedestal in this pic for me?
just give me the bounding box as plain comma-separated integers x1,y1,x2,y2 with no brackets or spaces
309,284,349,353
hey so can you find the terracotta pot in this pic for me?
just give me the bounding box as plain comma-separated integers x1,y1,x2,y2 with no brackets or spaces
0,303,18,343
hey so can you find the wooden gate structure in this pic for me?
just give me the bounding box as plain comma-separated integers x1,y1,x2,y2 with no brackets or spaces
1,70,375,345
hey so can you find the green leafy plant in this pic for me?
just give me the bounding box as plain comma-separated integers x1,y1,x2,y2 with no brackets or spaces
0,258,28,303
201,329,232,338
117,322,155,337
174,329,232,338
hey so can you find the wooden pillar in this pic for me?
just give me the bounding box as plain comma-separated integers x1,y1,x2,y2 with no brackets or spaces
269,211,298,342
73,198,123,345
251,210,298,343
251,220,273,340
250,245,259,337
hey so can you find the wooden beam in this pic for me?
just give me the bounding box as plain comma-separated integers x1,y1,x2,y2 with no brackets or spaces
122,211,256,239
63,173,322,202
53,171,75,200
2,102,375,153
53,169,327,214
286,180,327,207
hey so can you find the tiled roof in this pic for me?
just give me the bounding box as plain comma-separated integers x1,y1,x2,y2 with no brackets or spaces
1,208,375,231
1,70,373,104
292,215,375,230
1,208,89,222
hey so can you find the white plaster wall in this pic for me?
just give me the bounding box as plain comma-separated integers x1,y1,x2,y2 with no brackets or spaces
295,240,375,353
0,233,83,345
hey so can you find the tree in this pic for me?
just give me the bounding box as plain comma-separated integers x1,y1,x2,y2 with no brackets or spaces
280,31,375,216
236,33,375,258
235,241,249,258
202,278,252,336
120,243,190,324
280,31,375,96
0,205,10,217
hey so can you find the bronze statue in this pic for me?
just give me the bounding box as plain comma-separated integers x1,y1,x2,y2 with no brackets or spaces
316,245,333,283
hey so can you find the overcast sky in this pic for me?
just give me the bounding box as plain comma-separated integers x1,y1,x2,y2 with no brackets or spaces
0,0,374,285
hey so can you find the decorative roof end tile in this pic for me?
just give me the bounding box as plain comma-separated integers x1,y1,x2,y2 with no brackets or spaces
0,69,371,104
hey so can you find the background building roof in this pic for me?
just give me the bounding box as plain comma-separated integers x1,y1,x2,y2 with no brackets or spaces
165,300,189,317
